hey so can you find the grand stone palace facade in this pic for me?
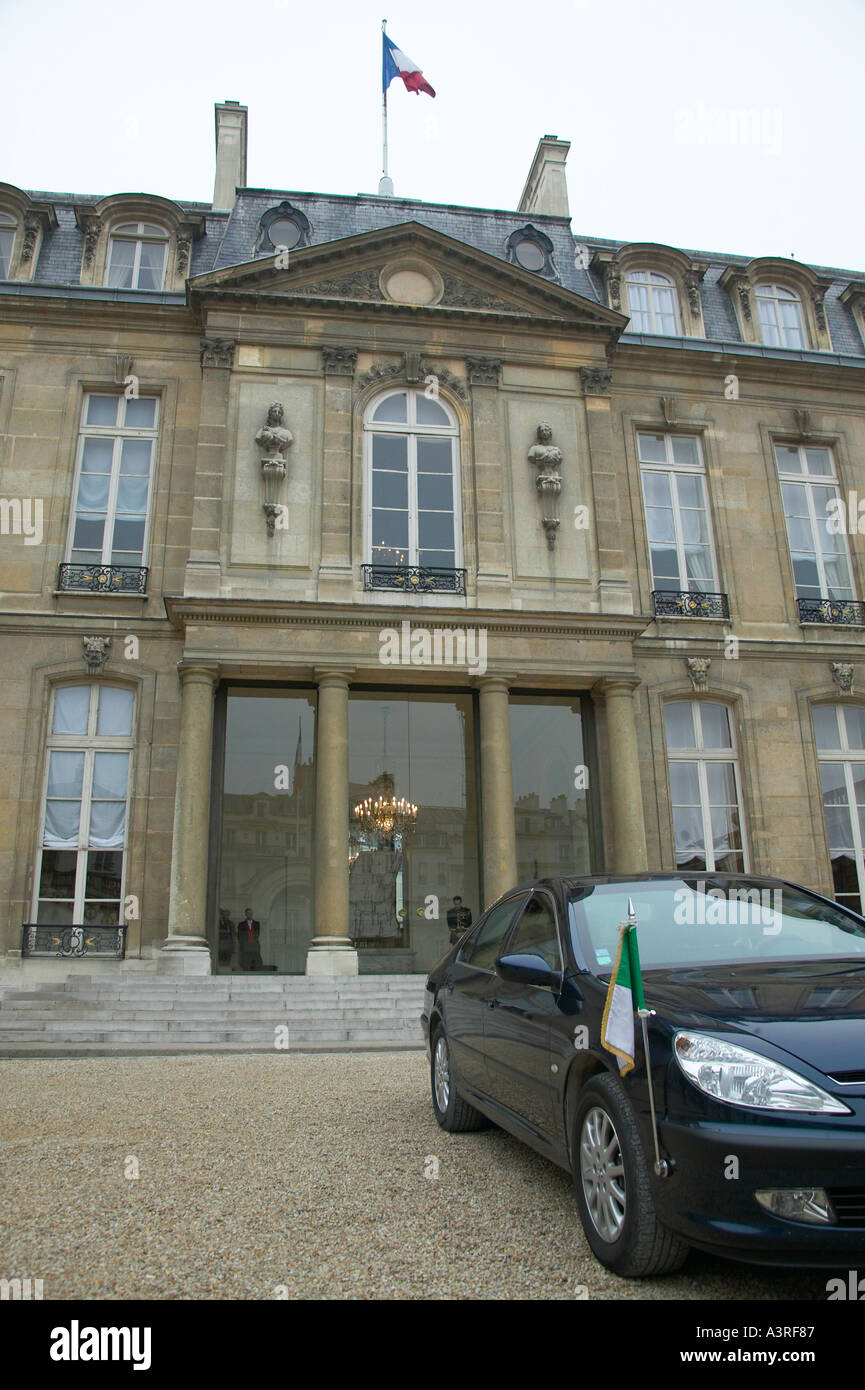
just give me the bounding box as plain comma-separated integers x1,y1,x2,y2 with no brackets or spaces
2,103,865,980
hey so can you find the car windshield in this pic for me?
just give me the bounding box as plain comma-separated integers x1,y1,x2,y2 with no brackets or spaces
568,877,865,972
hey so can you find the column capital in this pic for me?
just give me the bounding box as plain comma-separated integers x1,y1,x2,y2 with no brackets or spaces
177,662,219,688
313,665,355,689
592,674,641,703
474,674,514,695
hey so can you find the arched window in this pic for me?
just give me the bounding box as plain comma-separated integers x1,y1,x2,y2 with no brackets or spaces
106,221,168,290
625,269,680,335
0,211,16,278
813,703,865,915
364,388,461,575
664,700,747,873
756,283,805,349
33,683,134,926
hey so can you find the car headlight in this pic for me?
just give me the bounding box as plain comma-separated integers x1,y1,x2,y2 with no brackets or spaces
673,1031,852,1114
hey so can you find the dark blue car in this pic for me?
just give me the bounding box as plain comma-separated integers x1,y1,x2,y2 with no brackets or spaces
421,873,865,1277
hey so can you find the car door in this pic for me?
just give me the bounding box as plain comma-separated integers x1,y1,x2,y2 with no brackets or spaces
482,889,565,1140
443,893,529,1099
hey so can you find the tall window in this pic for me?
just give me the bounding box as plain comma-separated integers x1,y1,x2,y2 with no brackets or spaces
774,442,854,602
0,212,16,278
106,222,168,290
638,432,717,593
813,704,865,916
756,283,806,349
364,389,461,570
664,701,746,873
34,685,134,925
69,394,158,569
625,270,680,335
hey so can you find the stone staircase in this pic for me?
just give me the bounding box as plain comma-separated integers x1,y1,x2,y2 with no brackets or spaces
0,975,428,1055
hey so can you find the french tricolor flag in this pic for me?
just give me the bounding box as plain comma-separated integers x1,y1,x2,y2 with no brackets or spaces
383,33,436,98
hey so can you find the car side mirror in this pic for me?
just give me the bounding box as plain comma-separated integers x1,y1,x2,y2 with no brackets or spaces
495,952,561,988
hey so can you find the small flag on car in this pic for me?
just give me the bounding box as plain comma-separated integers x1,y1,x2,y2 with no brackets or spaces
601,900,646,1075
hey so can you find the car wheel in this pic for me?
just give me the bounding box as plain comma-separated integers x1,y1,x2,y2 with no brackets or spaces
430,1025,489,1133
572,1072,689,1277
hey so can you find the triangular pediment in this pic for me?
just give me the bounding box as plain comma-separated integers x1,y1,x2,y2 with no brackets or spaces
189,222,625,333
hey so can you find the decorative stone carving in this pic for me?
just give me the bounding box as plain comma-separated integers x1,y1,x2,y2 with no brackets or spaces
686,657,711,692
528,423,563,551
685,270,702,317
256,402,293,537
355,357,467,400
661,396,677,426
812,290,827,334
736,279,752,323
793,408,812,438
440,274,522,314
83,636,111,674
175,236,191,278
200,339,235,369
299,267,385,301
20,215,41,264
322,346,358,376
356,362,403,391
404,351,423,382
580,365,612,395
606,259,622,311
466,356,501,387
832,662,854,695
114,354,134,385
81,215,102,267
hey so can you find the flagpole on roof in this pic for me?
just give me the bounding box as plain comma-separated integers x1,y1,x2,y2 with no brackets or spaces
379,19,394,196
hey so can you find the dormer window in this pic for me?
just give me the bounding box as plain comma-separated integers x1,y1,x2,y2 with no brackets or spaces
506,225,556,277
625,270,681,335
0,213,16,278
106,222,168,290
756,283,805,349
257,201,310,255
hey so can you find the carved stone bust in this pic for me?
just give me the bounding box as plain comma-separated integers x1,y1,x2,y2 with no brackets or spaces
255,402,294,461
528,423,563,492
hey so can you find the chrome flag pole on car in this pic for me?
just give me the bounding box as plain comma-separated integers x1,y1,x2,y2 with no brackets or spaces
601,897,670,1177
380,20,436,196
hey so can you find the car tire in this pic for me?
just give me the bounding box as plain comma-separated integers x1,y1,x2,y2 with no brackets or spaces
572,1072,689,1277
430,1025,489,1133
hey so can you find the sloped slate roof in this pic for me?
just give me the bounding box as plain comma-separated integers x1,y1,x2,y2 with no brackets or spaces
13,185,865,357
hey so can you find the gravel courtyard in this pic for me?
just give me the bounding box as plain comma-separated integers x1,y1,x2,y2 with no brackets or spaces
0,1053,831,1301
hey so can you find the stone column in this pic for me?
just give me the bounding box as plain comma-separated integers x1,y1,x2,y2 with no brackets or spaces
580,365,633,615
159,663,218,974
184,340,234,596
466,357,510,604
478,676,518,907
307,668,357,976
592,677,648,872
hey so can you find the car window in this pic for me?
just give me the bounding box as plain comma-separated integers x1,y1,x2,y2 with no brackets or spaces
460,895,526,969
506,892,562,970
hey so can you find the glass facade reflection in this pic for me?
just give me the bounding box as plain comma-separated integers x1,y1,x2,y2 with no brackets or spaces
509,696,594,880
348,692,479,973
214,689,315,974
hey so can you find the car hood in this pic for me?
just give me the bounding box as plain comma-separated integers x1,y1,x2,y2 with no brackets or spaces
641,960,865,1078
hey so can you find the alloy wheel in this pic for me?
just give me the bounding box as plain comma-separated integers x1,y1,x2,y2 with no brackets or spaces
433,1034,450,1112
580,1105,627,1242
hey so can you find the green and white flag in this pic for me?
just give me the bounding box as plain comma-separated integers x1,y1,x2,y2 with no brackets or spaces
601,912,646,1075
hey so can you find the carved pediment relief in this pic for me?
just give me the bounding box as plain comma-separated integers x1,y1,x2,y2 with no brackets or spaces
189,222,626,335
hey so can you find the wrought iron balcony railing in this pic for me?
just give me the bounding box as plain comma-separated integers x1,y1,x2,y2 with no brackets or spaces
652,589,730,619
58,563,148,594
21,924,126,959
798,597,865,627
362,564,467,595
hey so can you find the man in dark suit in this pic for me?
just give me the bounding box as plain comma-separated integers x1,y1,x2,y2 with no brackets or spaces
217,908,235,967
446,896,472,945
237,907,263,971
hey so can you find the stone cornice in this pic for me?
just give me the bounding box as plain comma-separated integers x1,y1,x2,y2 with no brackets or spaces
163,595,652,641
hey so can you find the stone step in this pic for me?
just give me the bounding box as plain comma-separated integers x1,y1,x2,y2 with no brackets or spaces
0,1040,425,1055
0,996,420,1015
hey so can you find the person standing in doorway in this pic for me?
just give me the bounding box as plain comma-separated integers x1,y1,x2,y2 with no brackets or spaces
237,907,263,971
447,896,473,945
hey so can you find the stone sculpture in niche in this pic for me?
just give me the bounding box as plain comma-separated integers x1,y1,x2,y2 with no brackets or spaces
255,402,293,537
528,423,564,551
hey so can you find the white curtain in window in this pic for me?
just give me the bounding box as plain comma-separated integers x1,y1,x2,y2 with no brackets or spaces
53,687,90,736
97,688,134,736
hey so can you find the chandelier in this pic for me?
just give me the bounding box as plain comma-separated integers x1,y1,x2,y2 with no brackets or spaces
352,792,418,840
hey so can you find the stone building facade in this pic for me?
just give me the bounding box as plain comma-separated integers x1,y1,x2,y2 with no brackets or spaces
2,104,865,980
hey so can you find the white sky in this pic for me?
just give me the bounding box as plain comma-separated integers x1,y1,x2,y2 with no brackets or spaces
2,0,863,271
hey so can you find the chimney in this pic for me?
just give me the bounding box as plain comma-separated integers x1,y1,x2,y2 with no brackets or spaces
213,100,248,210
517,135,571,219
